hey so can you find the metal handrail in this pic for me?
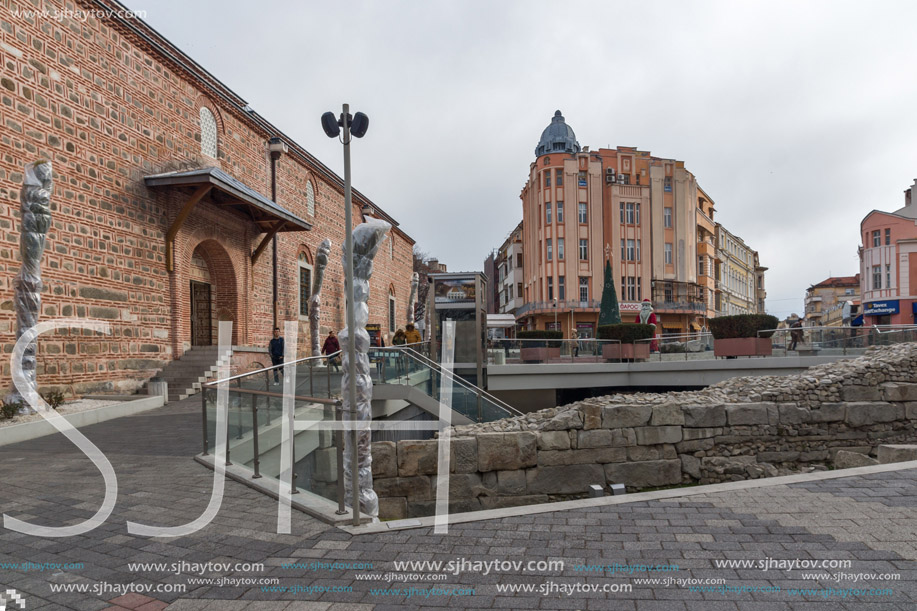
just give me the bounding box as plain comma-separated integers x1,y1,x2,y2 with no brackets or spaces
383,346,523,417
635,332,713,343
204,351,341,387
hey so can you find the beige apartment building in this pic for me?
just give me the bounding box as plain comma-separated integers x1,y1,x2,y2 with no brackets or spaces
715,224,762,316
515,111,765,338
805,275,860,326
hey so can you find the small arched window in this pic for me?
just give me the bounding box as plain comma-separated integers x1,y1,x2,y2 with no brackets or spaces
306,181,315,216
200,107,218,158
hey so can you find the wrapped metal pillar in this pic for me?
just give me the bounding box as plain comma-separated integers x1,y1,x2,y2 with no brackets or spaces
7,161,52,414
309,238,332,355
340,217,390,519
407,272,419,326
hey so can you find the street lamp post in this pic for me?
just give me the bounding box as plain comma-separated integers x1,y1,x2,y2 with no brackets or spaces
553,298,557,330
321,104,369,526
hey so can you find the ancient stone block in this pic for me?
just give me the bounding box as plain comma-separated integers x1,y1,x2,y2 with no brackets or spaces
799,450,828,462
371,441,397,478
681,454,701,479
378,497,407,521
756,451,800,463
877,444,917,464
543,409,583,431
627,445,672,462
844,402,903,427
537,430,571,451
676,438,714,453
778,405,811,425
477,432,537,472
373,476,432,501
634,426,682,445
397,439,439,476
682,427,722,440
497,470,527,495
526,464,606,494
451,437,477,474
880,383,917,402
833,450,878,469
578,429,614,448
537,447,626,466
841,386,881,402
78,286,128,302
906,403,917,420
89,306,119,319
601,405,652,428
611,428,637,447
810,403,845,423
581,404,602,430
726,404,769,426
683,404,726,427
433,473,484,498
650,403,685,426
604,459,682,488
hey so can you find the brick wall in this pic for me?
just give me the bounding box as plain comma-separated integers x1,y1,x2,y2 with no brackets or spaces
0,0,414,395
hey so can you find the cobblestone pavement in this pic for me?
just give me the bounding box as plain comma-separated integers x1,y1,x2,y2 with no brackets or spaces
1,398,916,610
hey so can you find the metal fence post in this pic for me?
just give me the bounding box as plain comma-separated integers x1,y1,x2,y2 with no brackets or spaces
335,401,346,515
251,393,261,479
201,388,209,456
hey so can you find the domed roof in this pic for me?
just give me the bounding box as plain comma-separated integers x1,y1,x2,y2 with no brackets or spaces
535,110,580,157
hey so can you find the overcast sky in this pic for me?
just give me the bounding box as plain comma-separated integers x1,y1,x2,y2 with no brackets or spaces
135,0,917,319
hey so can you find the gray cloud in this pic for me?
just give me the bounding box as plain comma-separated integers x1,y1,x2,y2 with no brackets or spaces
138,0,917,317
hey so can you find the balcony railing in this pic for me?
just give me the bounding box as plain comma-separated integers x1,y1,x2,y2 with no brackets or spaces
515,299,602,317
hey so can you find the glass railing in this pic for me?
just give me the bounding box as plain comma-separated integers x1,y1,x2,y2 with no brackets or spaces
634,332,714,361
201,352,344,505
485,338,621,364
367,345,522,422
760,325,917,355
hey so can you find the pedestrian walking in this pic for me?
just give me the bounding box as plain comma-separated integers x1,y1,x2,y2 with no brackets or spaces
268,327,284,384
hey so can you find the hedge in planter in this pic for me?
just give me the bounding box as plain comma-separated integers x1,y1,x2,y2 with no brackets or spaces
709,314,779,358
597,323,655,361
708,314,779,339
597,323,655,343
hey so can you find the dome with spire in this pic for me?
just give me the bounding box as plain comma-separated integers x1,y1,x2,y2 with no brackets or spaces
535,110,581,157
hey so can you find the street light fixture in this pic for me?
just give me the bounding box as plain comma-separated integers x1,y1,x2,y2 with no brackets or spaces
321,104,368,526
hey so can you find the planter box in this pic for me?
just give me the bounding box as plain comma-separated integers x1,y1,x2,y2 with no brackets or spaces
520,347,560,363
603,343,650,361
714,337,773,358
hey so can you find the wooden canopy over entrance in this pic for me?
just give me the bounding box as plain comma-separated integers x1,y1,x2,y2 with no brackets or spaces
144,166,312,271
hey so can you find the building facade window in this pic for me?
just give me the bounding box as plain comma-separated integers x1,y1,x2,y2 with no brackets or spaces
886,264,891,288
388,290,396,333
555,169,563,186
578,170,587,186
664,243,673,265
872,265,881,290
626,277,636,301
305,180,315,216
620,239,625,261
637,277,642,301
546,202,552,224
636,239,641,261
200,107,218,158
546,238,552,261
579,239,588,260
558,276,565,300
635,203,640,224
626,239,635,261
664,176,672,192
664,207,672,228
624,202,635,224
558,238,564,260
545,171,551,187
698,255,705,276
556,201,563,222
885,228,891,245
872,230,881,247
579,277,589,302
578,202,587,223
548,277,554,301
298,252,312,317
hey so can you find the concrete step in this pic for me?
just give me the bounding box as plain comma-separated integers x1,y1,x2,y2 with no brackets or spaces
878,445,917,464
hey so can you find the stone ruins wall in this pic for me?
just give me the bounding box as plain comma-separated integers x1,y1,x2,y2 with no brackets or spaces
371,343,917,520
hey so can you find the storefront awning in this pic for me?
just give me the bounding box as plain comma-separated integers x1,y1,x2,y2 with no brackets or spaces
145,167,312,271
487,313,517,328
690,322,702,331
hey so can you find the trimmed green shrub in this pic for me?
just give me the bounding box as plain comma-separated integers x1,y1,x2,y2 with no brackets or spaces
517,330,563,348
41,390,66,410
708,314,779,339
1,401,21,420
597,323,655,344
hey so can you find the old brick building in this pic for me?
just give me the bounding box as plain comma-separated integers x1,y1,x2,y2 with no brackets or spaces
0,0,415,394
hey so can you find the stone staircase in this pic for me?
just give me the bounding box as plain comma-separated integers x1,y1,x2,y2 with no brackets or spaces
144,345,232,403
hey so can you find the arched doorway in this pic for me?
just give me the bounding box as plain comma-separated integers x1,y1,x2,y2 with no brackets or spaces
188,240,239,346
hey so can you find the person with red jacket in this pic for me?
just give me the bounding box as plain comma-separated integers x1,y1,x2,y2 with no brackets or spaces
322,330,341,371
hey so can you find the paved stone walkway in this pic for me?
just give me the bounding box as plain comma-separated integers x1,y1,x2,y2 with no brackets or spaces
1,398,916,610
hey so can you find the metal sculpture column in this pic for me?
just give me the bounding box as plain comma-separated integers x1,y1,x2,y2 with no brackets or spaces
340,217,390,519
407,272,419,326
309,238,332,356
7,161,52,413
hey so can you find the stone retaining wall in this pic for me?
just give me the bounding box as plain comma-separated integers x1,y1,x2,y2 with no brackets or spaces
371,343,917,519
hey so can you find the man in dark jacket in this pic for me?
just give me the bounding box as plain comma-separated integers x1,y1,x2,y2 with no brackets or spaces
322,330,341,371
268,327,284,384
